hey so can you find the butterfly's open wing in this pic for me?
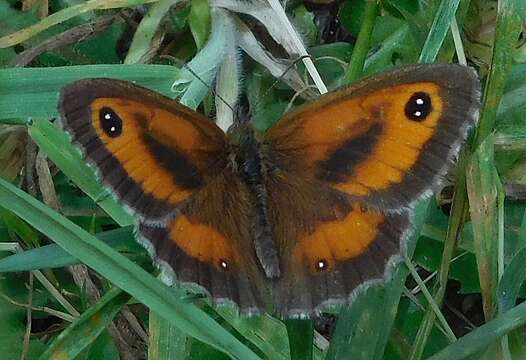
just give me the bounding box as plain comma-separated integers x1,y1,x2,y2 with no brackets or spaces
264,172,410,315
138,169,266,312
60,80,265,312
262,64,480,315
59,79,227,221
264,64,480,211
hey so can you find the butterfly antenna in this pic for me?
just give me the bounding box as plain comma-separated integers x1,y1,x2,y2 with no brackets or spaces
183,63,237,114
163,55,236,114
167,54,314,117
253,54,315,112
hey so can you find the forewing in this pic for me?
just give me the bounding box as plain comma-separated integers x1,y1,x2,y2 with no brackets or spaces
264,64,480,210
59,79,227,220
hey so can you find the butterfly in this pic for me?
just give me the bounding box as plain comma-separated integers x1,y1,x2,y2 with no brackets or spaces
58,64,480,316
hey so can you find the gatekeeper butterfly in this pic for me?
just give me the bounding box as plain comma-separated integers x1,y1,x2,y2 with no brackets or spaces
59,64,480,316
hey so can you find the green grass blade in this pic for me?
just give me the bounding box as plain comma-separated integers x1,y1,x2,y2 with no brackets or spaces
363,24,412,74
28,119,133,226
0,207,40,247
0,227,139,272
125,0,181,64
216,309,290,360
285,319,313,360
428,300,526,360
412,0,526,357
342,0,378,84
0,0,157,48
38,287,131,360
473,0,526,148
0,65,180,120
497,247,526,314
149,311,190,359
0,178,261,360
188,0,211,50
409,153,470,360
466,135,501,320
404,258,456,342
418,0,461,63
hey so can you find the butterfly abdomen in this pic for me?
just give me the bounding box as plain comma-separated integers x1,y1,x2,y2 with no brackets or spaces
235,132,280,279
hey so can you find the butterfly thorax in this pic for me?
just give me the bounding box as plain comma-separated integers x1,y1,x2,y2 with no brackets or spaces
227,125,281,279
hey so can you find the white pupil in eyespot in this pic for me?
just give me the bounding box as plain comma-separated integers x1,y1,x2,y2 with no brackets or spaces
104,113,111,120
414,111,422,117
220,260,228,269
416,98,424,105
317,260,326,269
110,126,116,132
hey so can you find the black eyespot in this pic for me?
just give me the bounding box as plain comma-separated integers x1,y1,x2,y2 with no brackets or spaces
219,259,229,271
99,107,123,137
315,259,329,272
404,92,432,121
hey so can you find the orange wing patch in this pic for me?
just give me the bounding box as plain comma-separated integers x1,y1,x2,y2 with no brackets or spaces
292,203,385,273
339,84,442,195
60,78,229,220
169,214,238,271
90,98,225,205
266,82,444,196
